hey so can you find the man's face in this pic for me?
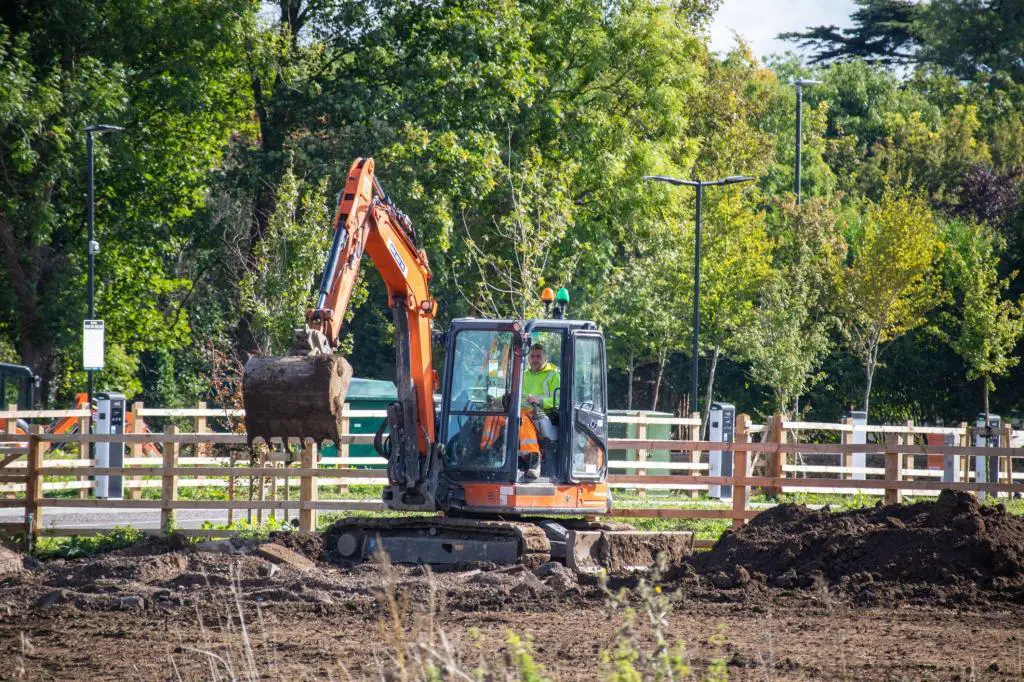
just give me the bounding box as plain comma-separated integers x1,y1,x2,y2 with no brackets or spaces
528,348,545,372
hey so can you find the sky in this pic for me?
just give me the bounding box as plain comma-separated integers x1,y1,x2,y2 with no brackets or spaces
709,0,858,61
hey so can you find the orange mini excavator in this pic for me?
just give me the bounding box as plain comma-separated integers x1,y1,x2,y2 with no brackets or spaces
242,158,693,570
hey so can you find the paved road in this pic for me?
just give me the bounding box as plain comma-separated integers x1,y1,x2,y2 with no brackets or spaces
0,499,788,533
0,507,285,531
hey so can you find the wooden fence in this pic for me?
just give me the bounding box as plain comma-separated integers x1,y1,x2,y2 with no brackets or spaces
0,405,1022,551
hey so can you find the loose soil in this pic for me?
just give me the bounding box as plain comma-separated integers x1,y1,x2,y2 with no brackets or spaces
1,491,1023,680
687,490,1024,607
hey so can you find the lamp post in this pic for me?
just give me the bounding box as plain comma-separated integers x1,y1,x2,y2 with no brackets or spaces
794,78,821,205
85,124,123,410
642,174,755,415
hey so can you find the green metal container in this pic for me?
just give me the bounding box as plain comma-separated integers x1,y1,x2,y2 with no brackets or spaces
608,410,675,465
321,378,397,463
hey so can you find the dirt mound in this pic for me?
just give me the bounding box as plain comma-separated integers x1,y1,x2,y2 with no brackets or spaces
269,531,323,561
0,545,25,578
690,490,1024,605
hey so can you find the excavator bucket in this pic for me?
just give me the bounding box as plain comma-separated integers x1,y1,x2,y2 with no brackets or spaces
242,354,353,445
566,529,695,573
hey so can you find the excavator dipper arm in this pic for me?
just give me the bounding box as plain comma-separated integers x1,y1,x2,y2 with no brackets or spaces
243,159,438,506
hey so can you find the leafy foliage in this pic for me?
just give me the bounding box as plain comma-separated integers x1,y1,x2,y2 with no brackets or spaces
940,221,1024,414
839,189,945,414
2,0,1024,424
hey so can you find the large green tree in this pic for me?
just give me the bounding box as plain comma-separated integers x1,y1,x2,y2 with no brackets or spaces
0,1,252,402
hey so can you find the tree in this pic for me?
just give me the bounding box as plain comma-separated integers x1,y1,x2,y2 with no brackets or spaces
677,46,776,428
918,0,1024,86
237,162,333,356
596,231,692,411
783,0,1024,87
839,189,944,416
940,220,1024,420
0,2,251,402
736,276,831,414
779,0,922,67
737,197,846,414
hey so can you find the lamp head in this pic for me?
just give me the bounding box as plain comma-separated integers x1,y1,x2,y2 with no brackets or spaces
643,175,698,187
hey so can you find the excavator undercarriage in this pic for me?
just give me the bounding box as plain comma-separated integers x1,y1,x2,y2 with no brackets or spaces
324,516,694,572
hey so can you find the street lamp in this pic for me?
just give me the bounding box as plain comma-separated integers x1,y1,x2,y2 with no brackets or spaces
642,174,755,416
85,124,123,411
794,79,821,205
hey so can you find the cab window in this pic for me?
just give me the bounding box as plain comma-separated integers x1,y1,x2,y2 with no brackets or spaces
522,331,562,410
443,330,514,470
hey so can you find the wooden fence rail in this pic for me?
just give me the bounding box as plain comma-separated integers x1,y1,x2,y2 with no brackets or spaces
1,408,1022,551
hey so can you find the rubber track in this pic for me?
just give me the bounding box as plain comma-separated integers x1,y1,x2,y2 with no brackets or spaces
323,516,551,568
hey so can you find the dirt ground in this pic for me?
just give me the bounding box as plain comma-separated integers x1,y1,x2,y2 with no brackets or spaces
1,491,1023,680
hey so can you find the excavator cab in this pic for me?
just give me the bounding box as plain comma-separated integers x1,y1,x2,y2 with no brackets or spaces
435,318,611,514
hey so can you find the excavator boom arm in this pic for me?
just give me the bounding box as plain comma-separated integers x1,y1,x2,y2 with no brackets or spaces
308,158,436,457
243,157,437,509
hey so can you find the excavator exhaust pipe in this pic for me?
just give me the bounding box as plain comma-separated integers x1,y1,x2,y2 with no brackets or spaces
242,354,353,445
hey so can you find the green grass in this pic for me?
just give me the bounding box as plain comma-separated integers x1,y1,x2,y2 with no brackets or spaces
33,526,145,560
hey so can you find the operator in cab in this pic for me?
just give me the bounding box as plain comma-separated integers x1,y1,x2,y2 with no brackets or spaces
522,344,560,411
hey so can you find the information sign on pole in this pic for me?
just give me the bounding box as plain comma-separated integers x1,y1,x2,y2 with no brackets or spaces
83,320,105,370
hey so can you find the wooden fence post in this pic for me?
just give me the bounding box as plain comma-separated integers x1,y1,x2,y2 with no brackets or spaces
689,411,701,498
960,422,970,483
24,425,43,552
5,403,17,436
195,401,209,493
732,414,751,529
128,402,144,500
195,400,209,456
841,417,854,480
636,412,648,498
884,432,901,505
228,449,236,526
338,409,350,496
162,425,179,534
767,413,785,497
299,440,318,532
904,420,915,476
1000,424,1012,488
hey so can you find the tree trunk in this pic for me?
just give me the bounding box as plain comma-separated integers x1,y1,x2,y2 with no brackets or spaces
983,376,990,432
626,349,635,411
863,344,877,419
701,345,720,438
651,348,667,412
234,3,307,361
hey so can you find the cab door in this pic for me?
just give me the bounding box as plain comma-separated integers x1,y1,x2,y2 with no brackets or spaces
567,331,607,482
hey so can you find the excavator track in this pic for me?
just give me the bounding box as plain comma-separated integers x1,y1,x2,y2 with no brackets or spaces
322,516,694,572
324,516,552,568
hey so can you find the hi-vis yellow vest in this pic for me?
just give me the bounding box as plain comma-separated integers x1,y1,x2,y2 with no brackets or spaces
522,363,560,410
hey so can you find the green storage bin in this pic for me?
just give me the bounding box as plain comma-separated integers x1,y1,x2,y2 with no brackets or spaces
608,410,675,467
321,378,397,465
